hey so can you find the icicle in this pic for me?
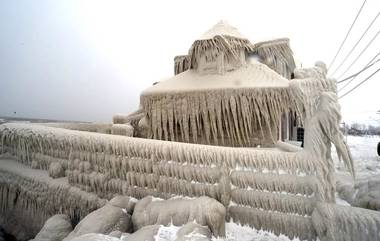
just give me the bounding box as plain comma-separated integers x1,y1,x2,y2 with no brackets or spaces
229,206,317,241
312,203,380,241
231,189,314,216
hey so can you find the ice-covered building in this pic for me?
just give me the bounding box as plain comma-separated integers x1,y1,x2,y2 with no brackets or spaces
0,21,379,241
141,21,303,147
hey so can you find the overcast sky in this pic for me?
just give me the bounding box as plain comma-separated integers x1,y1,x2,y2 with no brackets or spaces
0,0,379,124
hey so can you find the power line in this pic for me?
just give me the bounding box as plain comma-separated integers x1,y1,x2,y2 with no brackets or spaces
331,12,380,76
338,57,380,84
339,67,380,99
336,30,380,80
337,51,380,93
338,59,380,93
328,0,367,71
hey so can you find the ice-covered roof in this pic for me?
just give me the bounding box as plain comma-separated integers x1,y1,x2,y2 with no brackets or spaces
187,21,254,70
143,62,289,95
252,38,296,79
254,38,290,48
198,20,247,40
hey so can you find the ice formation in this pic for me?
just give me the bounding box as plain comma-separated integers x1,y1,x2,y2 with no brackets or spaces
141,63,292,146
113,110,144,127
63,196,133,240
145,21,297,147
252,38,296,79
174,55,190,75
0,114,351,240
312,203,380,241
110,124,134,137
49,161,65,178
0,20,377,241
174,222,212,241
31,214,72,241
132,196,225,237
0,159,104,240
122,225,160,241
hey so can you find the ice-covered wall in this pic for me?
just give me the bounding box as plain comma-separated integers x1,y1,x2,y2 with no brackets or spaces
0,123,326,240
0,159,105,240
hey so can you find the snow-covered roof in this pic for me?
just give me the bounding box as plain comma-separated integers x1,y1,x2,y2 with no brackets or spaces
253,38,290,48
198,20,247,40
252,38,296,79
143,62,289,95
187,21,254,70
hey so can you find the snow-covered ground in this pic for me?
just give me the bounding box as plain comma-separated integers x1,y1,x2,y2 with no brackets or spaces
212,222,306,241
153,222,305,241
75,223,309,241
334,135,380,179
333,135,380,190
334,135,380,209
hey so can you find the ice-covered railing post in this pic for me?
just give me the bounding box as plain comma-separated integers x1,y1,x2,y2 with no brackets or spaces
291,62,355,202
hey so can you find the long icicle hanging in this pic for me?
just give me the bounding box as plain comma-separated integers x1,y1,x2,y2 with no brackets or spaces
141,88,293,147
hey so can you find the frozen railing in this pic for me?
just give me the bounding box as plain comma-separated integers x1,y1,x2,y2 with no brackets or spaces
0,123,325,240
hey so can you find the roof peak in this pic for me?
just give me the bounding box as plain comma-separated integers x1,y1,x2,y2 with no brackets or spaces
199,20,246,40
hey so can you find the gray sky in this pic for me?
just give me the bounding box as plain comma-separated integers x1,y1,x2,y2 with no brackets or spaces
0,0,379,124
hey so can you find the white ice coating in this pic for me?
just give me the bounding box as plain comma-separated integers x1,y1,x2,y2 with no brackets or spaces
312,203,380,241
149,22,298,146
0,92,352,240
252,38,296,79
111,124,134,137
141,62,292,146
0,158,105,240
0,57,358,241
228,206,317,241
198,20,246,40
290,62,354,202
144,62,289,93
0,19,372,241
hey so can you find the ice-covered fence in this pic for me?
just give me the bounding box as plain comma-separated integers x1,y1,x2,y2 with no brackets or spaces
39,122,112,133
1,123,325,240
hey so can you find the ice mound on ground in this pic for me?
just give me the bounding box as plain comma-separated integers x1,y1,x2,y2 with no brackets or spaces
31,214,72,241
132,196,226,237
63,196,134,240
